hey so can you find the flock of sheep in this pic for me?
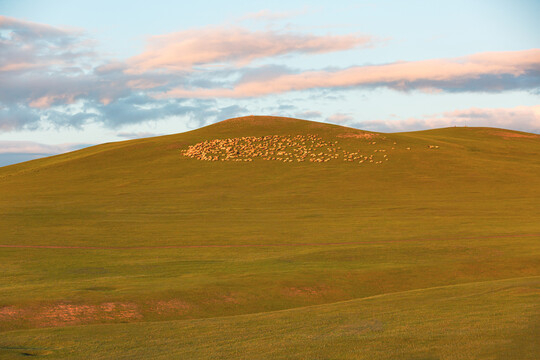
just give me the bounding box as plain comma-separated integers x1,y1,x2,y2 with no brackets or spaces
181,134,393,164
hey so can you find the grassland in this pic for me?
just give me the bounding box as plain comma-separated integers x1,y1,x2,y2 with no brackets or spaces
2,276,538,359
0,116,539,358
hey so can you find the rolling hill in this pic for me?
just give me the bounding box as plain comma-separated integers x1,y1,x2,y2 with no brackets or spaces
0,116,539,359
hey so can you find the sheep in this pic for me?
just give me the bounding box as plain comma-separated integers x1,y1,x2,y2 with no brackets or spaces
183,134,395,166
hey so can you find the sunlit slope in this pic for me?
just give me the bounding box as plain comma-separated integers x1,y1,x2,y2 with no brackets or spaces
0,116,539,338
0,116,539,248
2,276,538,359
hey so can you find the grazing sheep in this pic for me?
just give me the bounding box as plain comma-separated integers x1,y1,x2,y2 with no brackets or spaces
182,133,394,166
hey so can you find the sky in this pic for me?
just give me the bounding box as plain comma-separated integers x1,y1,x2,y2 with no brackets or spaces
0,0,539,166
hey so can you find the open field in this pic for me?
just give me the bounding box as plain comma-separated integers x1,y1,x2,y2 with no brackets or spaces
1,116,539,358
1,276,538,359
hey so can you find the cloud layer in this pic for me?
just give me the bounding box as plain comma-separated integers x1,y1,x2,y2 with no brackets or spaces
1,15,539,135
128,27,373,72
351,105,540,133
161,49,540,98
0,140,89,154
0,139,91,167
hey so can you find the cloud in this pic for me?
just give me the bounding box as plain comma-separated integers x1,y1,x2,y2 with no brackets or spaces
0,140,92,167
0,15,93,75
0,17,191,131
351,105,540,133
295,111,322,119
160,49,540,98
0,18,303,133
0,16,78,41
0,104,43,131
88,95,248,129
1,16,539,136
116,132,161,139
0,140,90,154
128,26,373,72
0,15,127,113
327,113,353,123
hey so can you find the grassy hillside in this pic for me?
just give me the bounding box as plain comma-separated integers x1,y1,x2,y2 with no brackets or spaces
0,116,539,358
1,276,538,359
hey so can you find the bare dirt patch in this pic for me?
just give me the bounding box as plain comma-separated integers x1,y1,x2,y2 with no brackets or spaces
285,287,322,296
2,302,144,328
337,132,381,139
0,306,23,319
40,304,98,326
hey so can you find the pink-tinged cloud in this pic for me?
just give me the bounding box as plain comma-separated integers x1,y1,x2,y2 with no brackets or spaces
28,95,77,109
126,79,168,89
0,141,88,154
158,48,540,98
2,15,539,134
328,113,354,123
0,16,86,75
0,15,76,39
0,62,40,72
354,105,540,133
434,105,540,131
128,27,373,72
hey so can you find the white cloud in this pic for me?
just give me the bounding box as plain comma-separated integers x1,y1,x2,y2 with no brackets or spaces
116,132,160,139
0,141,90,154
327,113,354,123
295,110,322,119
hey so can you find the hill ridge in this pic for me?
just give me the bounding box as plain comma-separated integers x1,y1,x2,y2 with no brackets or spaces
1,115,539,172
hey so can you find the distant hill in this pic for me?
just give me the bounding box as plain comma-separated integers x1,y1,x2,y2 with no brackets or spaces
1,116,539,248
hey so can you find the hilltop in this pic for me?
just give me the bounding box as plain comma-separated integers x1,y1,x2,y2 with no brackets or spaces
1,116,539,247
0,116,539,359
1,115,539,249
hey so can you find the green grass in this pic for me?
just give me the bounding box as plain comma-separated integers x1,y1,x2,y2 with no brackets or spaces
1,276,538,359
0,116,539,358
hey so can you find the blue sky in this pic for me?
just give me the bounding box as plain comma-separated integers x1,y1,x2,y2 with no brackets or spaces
0,0,539,166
